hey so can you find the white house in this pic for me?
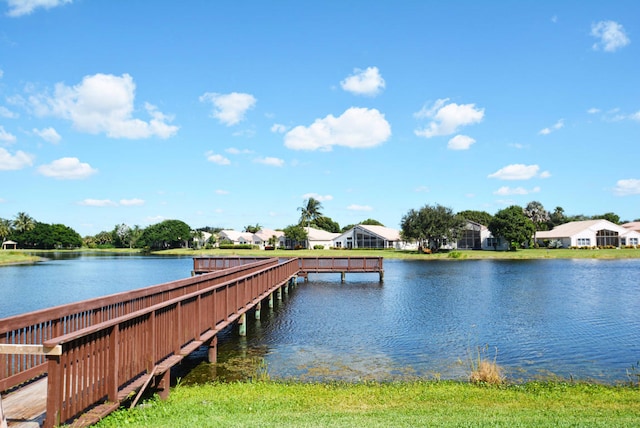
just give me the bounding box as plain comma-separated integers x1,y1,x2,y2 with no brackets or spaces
536,219,640,248
253,228,284,249
218,230,254,245
455,221,508,251
333,224,416,250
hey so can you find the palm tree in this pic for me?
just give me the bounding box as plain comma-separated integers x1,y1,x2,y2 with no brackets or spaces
298,197,323,249
13,212,35,233
0,218,13,242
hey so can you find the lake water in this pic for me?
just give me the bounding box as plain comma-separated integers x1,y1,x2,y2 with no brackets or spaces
1,254,639,384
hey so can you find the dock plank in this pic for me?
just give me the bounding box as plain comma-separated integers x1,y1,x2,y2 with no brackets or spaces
2,378,46,427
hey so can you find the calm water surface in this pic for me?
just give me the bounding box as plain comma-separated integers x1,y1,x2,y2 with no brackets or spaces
1,255,639,383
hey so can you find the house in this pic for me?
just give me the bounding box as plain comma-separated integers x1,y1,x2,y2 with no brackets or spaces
333,224,415,250
192,231,213,249
536,219,640,248
253,228,284,249
622,221,640,233
455,221,508,250
218,230,254,246
280,227,340,249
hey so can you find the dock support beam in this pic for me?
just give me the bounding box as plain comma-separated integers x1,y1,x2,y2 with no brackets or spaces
277,286,282,301
380,269,384,282
341,272,346,283
255,302,261,320
239,313,247,336
207,336,218,363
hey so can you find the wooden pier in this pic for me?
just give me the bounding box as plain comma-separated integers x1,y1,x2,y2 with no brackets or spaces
0,256,383,427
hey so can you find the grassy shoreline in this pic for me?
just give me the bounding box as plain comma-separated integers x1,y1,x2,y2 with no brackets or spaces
2,247,640,266
95,380,640,427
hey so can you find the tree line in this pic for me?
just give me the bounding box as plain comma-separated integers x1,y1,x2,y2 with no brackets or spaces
0,200,634,251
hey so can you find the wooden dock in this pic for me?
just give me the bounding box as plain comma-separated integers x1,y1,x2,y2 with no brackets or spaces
1,256,382,427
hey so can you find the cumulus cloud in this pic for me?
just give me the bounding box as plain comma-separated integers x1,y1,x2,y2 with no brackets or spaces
493,186,541,196
37,157,97,179
284,107,391,151
254,156,284,167
302,193,333,202
0,147,33,170
6,0,72,17
215,189,229,195
33,127,61,143
225,147,253,155
488,164,550,180
447,134,475,150
0,106,18,118
591,20,630,52
539,119,564,135
78,199,117,207
119,198,144,206
0,126,17,144
340,66,386,96
29,73,178,139
199,92,256,126
613,178,640,196
414,98,484,138
205,151,231,165
347,204,373,211
271,123,288,133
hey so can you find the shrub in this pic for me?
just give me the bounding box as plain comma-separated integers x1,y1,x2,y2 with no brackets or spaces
447,251,466,259
313,245,325,250
468,345,503,385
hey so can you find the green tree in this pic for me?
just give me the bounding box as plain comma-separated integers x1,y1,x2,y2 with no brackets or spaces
11,222,82,249
137,219,191,250
298,197,323,228
400,204,465,252
594,212,620,224
457,210,493,226
311,216,340,233
524,201,550,246
282,224,308,249
112,223,131,248
129,225,143,249
547,206,567,229
243,223,262,233
0,218,12,242
488,205,535,251
341,218,384,232
13,212,35,233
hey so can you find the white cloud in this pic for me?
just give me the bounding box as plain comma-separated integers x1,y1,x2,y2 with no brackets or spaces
0,147,33,170
271,123,288,133
347,204,373,211
587,107,601,114
79,199,117,207
493,186,541,196
415,186,430,193
0,106,18,118
447,134,475,150
0,126,17,144
630,111,640,121
29,73,178,139
215,189,229,195
414,98,484,138
254,156,284,167
33,127,61,143
591,20,630,52
302,193,333,202
284,107,391,151
119,198,144,206
340,66,386,96
205,151,231,165
225,147,253,155
6,0,72,17
37,157,97,179
613,178,640,196
539,119,564,135
488,164,549,180
199,92,256,126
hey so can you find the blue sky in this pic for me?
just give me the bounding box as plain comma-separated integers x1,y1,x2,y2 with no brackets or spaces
0,0,638,236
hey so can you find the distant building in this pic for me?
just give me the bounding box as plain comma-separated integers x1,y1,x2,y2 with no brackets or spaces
333,224,414,250
536,219,640,248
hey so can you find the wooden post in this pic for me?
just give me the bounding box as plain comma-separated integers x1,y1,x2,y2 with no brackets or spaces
207,335,218,363
277,286,282,301
380,269,384,282
255,301,261,320
341,272,346,283
239,313,246,336
268,292,274,308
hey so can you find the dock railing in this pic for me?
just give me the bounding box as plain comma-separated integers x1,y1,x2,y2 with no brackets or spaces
41,257,299,427
0,258,278,392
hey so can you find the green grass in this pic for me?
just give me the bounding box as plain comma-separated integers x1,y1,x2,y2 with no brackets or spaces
94,381,640,427
0,250,42,266
158,247,640,260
